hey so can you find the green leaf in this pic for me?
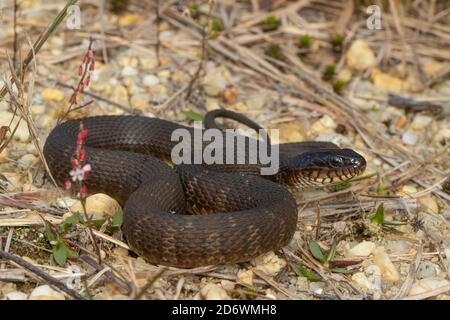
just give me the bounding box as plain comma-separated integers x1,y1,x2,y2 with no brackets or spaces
44,220,56,242
60,213,80,232
87,219,106,229
377,177,388,196
333,181,350,192
326,242,337,262
331,267,353,274
53,241,77,266
112,208,123,227
183,111,204,122
369,203,385,225
309,240,326,263
53,241,68,266
292,265,321,282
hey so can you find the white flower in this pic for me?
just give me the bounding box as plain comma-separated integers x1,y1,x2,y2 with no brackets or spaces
69,164,91,182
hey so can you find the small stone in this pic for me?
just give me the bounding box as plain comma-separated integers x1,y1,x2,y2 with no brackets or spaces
71,193,121,220
346,241,376,258
314,132,351,146
365,265,382,300
399,185,417,196
337,68,353,82
371,68,411,93
121,66,138,77
223,87,239,105
417,261,438,280
251,251,287,276
246,92,268,110
202,67,231,96
130,94,150,110
236,269,253,287
319,115,337,130
402,130,418,145
443,209,450,220
6,291,28,300
220,280,235,291
200,283,230,300
373,246,400,283
386,241,414,254
309,282,325,295
277,123,306,142
411,115,433,130
351,272,374,292
31,104,46,116
19,154,37,168
142,74,160,87
346,40,375,71
42,88,65,102
418,195,439,214
29,285,65,300
333,221,346,233
394,115,407,130
409,278,450,296
157,70,171,79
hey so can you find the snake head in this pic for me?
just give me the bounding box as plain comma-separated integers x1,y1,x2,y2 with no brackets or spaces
280,149,366,188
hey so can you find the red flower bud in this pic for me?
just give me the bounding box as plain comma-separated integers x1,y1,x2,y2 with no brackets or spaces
71,158,79,169
78,65,83,76
87,49,94,60
69,94,77,104
84,76,91,87
89,61,95,71
64,180,72,190
79,185,88,198
79,148,86,161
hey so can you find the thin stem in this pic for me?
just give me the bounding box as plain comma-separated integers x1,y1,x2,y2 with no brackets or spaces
0,249,86,300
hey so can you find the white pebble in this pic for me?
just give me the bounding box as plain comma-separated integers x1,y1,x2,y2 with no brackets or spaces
346,241,376,257
6,291,28,300
143,74,160,87
251,251,287,276
402,130,418,145
373,246,400,283
29,285,65,300
409,278,450,296
200,283,230,300
121,66,138,77
411,114,433,130
236,269,253,287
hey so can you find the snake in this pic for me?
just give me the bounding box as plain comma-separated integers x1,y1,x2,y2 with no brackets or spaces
43,111,366,268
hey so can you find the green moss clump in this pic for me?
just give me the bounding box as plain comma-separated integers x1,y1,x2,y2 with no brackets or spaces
261,15,280,32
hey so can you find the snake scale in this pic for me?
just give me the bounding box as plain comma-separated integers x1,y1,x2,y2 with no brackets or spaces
43,111,366,267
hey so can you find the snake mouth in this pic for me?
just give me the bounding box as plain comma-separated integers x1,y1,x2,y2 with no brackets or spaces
285,149,367,188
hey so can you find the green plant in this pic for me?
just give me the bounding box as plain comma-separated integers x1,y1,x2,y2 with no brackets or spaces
298,34,313,49
309,240,358,273
369,203,406,230
323,64,336,80
333,80,346,94
44,221,78,266
265,44,283,60
376,176,389,196
261,15,279,32
292,264,321,281
189,4,199,19
330,34,345,51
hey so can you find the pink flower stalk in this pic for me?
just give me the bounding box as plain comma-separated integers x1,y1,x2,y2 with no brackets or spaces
67,37,96,114
65,123,91,199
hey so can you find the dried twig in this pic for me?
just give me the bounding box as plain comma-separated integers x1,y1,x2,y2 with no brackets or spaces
0,249,86,300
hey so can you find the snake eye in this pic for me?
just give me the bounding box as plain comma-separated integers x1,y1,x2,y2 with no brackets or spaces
330,157,343,167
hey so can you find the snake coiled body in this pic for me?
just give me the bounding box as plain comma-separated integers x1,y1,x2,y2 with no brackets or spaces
44,115,365,267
